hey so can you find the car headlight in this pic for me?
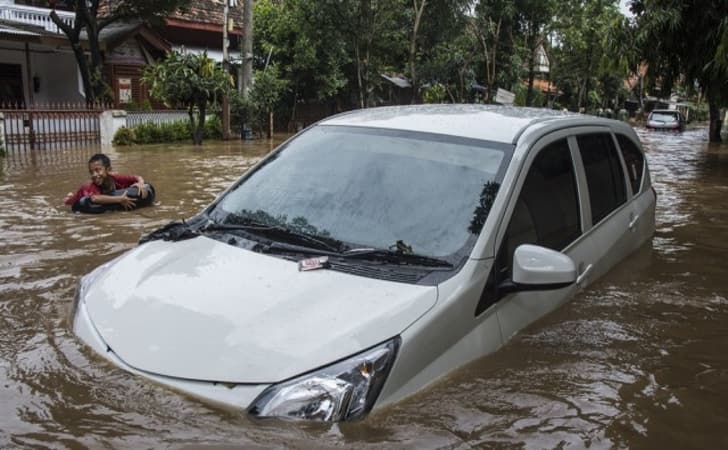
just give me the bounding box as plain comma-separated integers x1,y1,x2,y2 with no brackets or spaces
248,337,400,422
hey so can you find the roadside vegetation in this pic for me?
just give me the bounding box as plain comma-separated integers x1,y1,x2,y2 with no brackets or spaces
113,117,222,146
51,0,727,143
246,0,728,141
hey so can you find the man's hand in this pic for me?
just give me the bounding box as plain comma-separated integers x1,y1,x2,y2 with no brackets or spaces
64,192,74,202
117,192,137,210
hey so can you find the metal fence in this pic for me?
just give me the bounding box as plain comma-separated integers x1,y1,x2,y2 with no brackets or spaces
126,110,189,128
1,103,105,152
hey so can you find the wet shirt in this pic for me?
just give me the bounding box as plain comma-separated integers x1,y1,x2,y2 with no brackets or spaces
65,174,139,205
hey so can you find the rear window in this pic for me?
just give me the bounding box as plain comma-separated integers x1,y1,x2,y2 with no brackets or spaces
577,133,627,224
616,134,645,195
650,111,679,122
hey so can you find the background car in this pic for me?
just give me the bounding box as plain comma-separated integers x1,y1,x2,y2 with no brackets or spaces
72,105,656,422
646,109,686,131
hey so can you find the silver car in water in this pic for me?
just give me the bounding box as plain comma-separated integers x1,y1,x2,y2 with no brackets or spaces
72,105,656,421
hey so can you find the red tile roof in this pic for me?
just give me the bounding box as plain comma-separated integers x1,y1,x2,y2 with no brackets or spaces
169,0,243,27
98,0,244,28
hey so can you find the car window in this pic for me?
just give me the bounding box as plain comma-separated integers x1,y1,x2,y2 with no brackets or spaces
616,134,645,195
650,111,679,122
476,138,581,315
576,133,627,224
501,139,581,277
213,125,511,260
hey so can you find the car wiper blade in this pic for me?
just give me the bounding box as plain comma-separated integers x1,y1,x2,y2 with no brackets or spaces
340,247,453,268
201,223,341,253
139,216,206,244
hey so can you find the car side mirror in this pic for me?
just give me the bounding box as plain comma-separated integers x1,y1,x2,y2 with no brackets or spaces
498,244,577,294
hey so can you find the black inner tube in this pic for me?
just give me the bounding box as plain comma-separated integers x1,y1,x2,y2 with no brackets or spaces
71,184,156,214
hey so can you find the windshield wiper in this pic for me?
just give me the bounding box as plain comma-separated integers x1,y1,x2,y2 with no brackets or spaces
139,215,207,244
340,247,453,268
200,222,342,253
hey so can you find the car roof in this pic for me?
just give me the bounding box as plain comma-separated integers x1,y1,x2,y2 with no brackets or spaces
319,104,601,144
650,109,680,114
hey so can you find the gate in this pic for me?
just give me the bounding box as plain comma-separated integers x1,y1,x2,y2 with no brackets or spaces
1,103,105,152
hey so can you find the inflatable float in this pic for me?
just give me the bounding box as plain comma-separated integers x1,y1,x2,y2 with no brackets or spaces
71,184,156,214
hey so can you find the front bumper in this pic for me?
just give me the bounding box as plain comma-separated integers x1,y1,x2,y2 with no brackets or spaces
73,299,269,410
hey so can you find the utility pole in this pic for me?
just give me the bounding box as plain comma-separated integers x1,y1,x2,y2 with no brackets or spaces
222,0,232,139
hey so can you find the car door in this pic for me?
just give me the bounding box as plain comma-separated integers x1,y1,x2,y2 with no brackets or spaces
478,130,597,341
614,132,657,249
570,128,636,281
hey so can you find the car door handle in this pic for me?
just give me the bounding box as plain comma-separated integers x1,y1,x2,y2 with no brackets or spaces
576,264,593,285
628,214,639,230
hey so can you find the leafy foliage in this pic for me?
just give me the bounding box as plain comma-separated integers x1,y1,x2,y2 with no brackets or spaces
143,51,232,145
630,0,728,141
51,0,189,103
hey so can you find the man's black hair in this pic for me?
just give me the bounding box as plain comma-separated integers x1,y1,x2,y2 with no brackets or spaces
88,153,111,168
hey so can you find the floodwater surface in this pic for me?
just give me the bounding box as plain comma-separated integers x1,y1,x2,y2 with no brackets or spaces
1,127,727,449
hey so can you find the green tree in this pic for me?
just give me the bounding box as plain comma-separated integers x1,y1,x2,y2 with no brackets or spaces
316,0,409,108
514,0,556,106
254,0,347,124
631,0,728,141
249,64,290,137
551,0,627,111
143,51,233,145
468,0,516,102
50,0,188,104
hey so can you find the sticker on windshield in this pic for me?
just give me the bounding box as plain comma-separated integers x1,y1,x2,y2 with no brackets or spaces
298,256,329,272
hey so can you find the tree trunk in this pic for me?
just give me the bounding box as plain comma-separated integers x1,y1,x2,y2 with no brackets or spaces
708,96,722,143
525,30,536,107
355,44,364,109
194,102,207,145
409,0,426,104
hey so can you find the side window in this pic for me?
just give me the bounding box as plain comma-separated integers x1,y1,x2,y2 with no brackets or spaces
476,138,581,316
577,133,627,224
501,139,581,278
616,134,645,195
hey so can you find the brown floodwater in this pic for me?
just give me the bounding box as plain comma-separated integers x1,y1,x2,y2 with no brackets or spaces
1,126,727,449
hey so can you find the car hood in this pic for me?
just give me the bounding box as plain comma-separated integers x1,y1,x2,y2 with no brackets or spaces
82,236,437,383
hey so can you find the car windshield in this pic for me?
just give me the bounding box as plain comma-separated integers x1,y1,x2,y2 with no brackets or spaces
211,125,512,259
650,112,679,122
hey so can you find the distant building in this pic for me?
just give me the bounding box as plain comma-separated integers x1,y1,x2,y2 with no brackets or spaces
0,0,243,107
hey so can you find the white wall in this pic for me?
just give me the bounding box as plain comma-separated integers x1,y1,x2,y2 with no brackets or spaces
30,48,84,104
0,42,84,105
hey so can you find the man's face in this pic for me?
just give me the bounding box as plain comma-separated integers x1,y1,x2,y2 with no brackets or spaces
88,161,109,186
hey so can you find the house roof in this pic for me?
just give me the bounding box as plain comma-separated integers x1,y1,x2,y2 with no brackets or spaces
168,0,244,29
97,0,243,32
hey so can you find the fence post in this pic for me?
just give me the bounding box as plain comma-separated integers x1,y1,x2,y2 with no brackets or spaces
100,109,127,147
0,112,5,153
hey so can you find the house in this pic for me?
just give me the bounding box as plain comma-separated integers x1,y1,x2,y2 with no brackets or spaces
0,0,82,105
0,0,242,108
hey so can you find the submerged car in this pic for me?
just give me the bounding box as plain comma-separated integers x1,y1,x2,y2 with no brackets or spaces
646,109,686,131
72,105,656,422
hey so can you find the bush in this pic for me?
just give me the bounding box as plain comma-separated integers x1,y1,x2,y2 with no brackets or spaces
113,126,135,146
114,115,224,146
204,114,222,139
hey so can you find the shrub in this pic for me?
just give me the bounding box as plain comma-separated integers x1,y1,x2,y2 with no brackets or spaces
204,114,222,139
112,126,135,146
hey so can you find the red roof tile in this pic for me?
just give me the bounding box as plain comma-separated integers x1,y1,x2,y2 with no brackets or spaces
169,0,243,27
98,0,243,28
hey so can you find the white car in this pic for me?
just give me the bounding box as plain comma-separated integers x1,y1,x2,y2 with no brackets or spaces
72,105,656,422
